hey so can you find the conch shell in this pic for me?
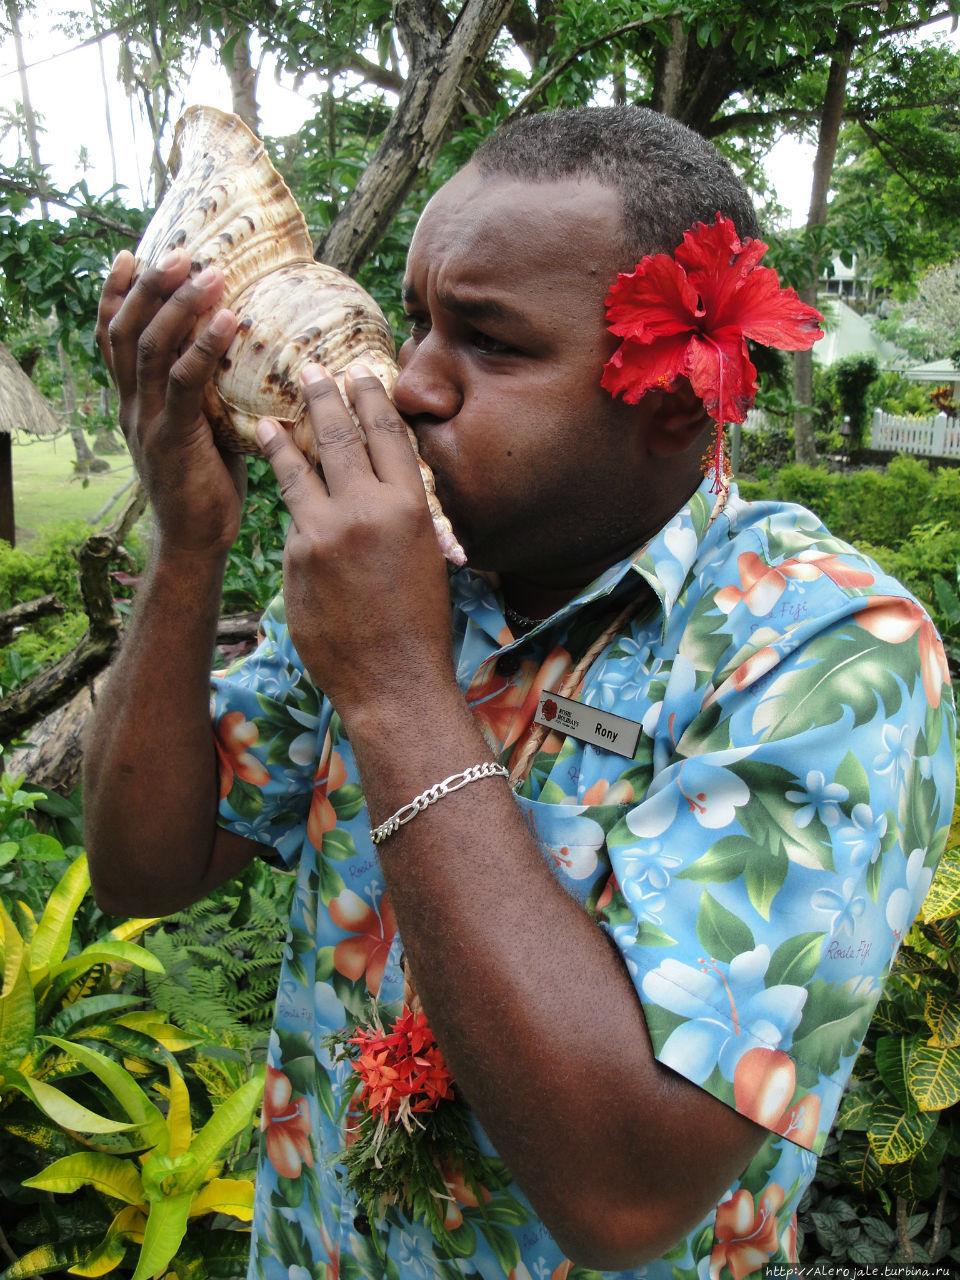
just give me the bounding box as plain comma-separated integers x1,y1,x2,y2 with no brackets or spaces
134,104,465,565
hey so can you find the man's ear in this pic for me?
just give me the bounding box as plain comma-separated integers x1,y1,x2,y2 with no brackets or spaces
640,383,714,459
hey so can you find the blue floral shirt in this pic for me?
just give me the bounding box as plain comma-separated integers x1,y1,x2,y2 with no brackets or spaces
212,476,956,1280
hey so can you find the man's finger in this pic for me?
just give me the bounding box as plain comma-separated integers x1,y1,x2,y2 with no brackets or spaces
104,249,194,402
165,308,240,435
127,261,229,426
95,250,136,376
257,417,329,521
298,364,372,491
344,364,422,484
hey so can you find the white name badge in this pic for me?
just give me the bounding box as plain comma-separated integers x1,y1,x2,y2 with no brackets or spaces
533,691,641,759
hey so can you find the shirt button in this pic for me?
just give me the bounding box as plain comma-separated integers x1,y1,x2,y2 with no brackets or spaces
496,652,522,677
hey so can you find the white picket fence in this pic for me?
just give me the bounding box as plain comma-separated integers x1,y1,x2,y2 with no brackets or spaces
870,409,960,459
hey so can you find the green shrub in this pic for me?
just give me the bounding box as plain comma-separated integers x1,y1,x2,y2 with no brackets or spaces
0,770,262,1280
768,463,838,524
0,521,144,695
221,457,289,614
829,353,881,451
0,523,90,612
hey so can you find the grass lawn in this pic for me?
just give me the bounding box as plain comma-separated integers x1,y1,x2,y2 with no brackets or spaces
11,433,137,544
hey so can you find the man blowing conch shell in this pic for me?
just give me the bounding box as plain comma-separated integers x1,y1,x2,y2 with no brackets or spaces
85,104,955,1280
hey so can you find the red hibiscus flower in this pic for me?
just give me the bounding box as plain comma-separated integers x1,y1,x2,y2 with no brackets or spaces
262,1065,313,1180
710,1182,786,1280
854,595,951,708
329,889,397,995
214,711,270,800
307,732,349,847
602,215,823,490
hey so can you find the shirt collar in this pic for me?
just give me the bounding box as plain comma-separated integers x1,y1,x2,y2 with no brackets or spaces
450,474,732,648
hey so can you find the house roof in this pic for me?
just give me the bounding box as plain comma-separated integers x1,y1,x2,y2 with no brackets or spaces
812,297,908,369
0,341,62,437
899,357,960,385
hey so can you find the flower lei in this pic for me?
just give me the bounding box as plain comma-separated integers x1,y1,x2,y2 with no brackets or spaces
326,1003,504,1247
601,212,824,493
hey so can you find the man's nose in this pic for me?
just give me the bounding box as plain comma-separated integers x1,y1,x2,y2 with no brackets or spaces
393,337,463,423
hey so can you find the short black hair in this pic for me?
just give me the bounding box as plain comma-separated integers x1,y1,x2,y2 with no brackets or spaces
472,106,761,259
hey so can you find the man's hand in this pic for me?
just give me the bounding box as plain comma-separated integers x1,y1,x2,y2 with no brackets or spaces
256,363,455,722
96,247,244,557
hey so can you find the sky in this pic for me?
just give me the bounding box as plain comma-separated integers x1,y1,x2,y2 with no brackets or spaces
0,15,320,209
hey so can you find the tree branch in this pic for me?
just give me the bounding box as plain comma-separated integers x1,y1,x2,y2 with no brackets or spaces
505,14,658,122
706,92,960,139
316,0,514,276
856,119,932,202
0,175,142,237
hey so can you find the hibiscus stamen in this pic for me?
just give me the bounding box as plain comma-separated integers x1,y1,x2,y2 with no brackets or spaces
707,957,741,1035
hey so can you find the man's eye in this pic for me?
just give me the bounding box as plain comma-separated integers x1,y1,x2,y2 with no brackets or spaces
472,331,512,354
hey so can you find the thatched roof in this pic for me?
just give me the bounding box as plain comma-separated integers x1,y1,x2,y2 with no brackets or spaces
0,340,62,438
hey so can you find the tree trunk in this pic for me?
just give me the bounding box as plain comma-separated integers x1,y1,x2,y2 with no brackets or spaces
58,343,100,474
793,43,851,466
90,0,118,187
316,0,514,277
7,0,47,205
651,19,688,119
221,23,260,135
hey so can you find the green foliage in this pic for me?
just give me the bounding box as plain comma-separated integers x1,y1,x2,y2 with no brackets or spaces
0,768,263,1279
829,353,880,451
141,859,295,1050
796,1156,960,1266
222,457,289,615
764,455,937,546
874,370,938,418
0,521,141,695
0,176,143,364
0,522,89,612
829,40,960,292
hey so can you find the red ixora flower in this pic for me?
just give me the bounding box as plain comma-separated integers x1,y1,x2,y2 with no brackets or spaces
349,1005,455,1132
602,213,823,491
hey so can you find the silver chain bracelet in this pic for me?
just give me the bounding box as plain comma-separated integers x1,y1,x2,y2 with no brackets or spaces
370,762,510,845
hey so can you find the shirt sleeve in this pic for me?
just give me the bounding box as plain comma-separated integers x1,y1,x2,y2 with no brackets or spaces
603,595,956,1155
210,595,332,867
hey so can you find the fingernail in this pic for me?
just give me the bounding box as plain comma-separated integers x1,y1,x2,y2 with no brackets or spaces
194,265,218,287
301,363,329,385
256,419,279,447
348,362,372,378
208,309,236,337
157,249,183,272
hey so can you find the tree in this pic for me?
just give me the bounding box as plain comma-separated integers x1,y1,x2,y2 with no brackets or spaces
793,35,853,467
3,0,960,425
876,258,960,363
827,39,960,292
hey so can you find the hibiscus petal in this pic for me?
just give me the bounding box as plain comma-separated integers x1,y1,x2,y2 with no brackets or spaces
720,266,823,350
605,254,700,341
685,330,757,424
601,333,693,404
676,215,767,312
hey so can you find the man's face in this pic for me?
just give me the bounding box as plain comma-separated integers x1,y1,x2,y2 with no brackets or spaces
393,165,708,585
